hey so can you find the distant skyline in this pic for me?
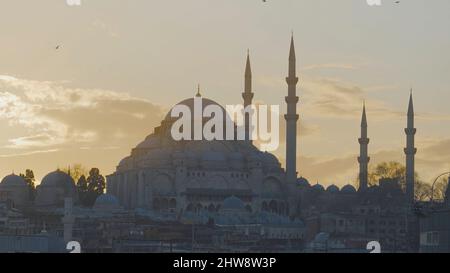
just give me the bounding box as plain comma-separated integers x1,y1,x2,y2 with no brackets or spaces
0,0,449,186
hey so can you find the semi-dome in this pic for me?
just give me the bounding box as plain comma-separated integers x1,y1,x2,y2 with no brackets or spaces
136,134,160,149
222,196,246,211
0,174,27,188
341,184,357,194
262,152,281,170
326,184,340,193
247,151,263,169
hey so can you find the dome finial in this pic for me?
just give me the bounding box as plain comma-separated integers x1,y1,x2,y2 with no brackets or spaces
196,84,202,97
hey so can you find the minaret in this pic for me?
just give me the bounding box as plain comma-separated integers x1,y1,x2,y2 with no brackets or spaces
404,91,417,203
358,102,370,191
242,50,254,142
285,35,299,183
63,197,74,243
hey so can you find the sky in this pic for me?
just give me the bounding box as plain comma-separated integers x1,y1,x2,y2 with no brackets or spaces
0,0,449,186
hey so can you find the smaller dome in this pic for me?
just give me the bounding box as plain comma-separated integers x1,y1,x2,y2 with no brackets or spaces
0,174,27,188
40,170,75,188
94,194,120,209
222,196,245,211
297,177,311,187
312,184,325,192
341,184,357,194
326,184,340,193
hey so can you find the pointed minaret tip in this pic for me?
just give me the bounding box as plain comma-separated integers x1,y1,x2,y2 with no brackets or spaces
289,34,296,60
196,84,202,97
408,90,414,115
361,102,367,127
245,50,252,77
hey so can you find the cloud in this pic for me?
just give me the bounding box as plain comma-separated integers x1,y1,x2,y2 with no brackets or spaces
0,75,165,152
282,138,450,187
302,77,404,120
302,63,360,71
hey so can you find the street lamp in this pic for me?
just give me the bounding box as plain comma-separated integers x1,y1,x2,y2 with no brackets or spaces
430,172,450,205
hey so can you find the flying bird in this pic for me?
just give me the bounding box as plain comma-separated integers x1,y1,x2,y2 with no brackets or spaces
55,45,61,50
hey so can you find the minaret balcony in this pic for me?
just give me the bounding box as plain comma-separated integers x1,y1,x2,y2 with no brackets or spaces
405,128,417,135
285,96,299,104
358,138,370,145
286,77,299,85
358,156,370,164
284,114,299,121
242,92,254,101
404,147,417,155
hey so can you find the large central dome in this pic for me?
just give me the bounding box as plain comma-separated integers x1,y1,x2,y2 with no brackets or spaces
116,95,282,173
164,96,227,121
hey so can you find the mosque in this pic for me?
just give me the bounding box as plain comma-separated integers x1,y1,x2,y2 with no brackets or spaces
104,37,302,219
0,36,419,215
0,36,436,252
104,34,419,223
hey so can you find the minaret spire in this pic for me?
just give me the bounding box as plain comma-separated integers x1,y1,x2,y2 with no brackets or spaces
285,34,300,183
288,34,296,77
196,84,202,97
358,102,370,191
404,90,417,203
243,50,253,102
243,50,254,142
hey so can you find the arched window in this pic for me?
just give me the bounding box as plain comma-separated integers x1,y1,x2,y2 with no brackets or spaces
169,198,177,209
269,200,278,213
